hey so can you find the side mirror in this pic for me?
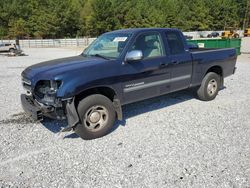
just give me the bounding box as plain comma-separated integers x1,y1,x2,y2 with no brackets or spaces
125,50,143,62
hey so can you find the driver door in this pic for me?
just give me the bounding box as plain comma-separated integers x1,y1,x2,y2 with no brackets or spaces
121,32,171,104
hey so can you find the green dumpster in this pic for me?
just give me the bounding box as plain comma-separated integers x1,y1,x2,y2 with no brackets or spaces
187,39,241,55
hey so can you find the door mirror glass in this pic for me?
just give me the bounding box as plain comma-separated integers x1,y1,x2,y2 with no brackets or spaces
125,50,143,62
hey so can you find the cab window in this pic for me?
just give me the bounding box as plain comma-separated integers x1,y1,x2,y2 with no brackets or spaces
129,33,165,59
165,31,185,55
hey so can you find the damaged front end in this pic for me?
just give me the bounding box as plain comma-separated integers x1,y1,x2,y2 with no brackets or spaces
21,77,80,131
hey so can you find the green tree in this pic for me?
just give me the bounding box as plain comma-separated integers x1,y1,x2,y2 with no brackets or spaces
0,0,248,38
206,0,240,30
83,0,118,36
8,18,29,38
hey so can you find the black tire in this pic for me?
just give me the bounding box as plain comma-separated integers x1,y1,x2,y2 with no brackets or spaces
74,94,116,140
9,48,15,53
197,72,221,101
234,34,239,38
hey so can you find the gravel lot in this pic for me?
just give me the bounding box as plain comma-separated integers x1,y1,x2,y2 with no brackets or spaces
0,48,249,188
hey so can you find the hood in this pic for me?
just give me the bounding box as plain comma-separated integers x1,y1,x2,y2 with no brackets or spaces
22,55,107,81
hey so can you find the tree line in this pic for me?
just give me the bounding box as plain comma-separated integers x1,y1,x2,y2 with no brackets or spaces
0,0,249,39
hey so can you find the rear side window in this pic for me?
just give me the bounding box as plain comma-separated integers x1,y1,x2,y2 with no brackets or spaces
165,32,185,55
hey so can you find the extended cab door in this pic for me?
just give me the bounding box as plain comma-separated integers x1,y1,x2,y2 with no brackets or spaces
164,31,193,92
121,32,171,104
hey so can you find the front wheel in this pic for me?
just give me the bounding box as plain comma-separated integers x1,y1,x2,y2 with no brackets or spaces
74,94,116,140
197,72,221,101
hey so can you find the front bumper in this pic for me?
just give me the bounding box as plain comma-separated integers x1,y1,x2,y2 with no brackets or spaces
21,94,63,121
21,94,43,121
21,94,78,132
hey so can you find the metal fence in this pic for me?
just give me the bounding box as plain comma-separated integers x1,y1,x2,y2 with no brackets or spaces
0,38,96,48
0,30,246,49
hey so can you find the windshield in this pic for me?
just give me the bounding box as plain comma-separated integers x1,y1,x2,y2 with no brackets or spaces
83,33,131,59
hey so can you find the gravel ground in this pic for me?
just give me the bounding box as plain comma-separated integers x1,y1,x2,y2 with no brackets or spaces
0,48,249,188
241,37,250,54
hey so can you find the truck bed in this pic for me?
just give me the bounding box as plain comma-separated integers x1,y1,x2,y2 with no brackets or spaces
189,48,237,87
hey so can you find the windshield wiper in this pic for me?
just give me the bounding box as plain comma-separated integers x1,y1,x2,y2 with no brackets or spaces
90,54,111,60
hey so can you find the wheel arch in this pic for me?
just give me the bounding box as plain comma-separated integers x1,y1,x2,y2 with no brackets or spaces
74,86,123,121
205,65,224,86
75,86,118,104
63,85,123,132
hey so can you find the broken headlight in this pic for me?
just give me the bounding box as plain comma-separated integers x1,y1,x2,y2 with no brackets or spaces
35,80,62,104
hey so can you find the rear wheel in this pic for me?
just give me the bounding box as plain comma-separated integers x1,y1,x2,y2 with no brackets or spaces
197,72,221,101
74,94,116,140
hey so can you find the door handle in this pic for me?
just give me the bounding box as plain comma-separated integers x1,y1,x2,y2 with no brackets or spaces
171,60,180,65
159,63,168,68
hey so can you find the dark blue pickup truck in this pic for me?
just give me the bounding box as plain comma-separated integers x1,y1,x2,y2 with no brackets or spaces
21,28,237,139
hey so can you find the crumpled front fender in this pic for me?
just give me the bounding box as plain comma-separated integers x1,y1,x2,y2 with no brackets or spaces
61,98,80,132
